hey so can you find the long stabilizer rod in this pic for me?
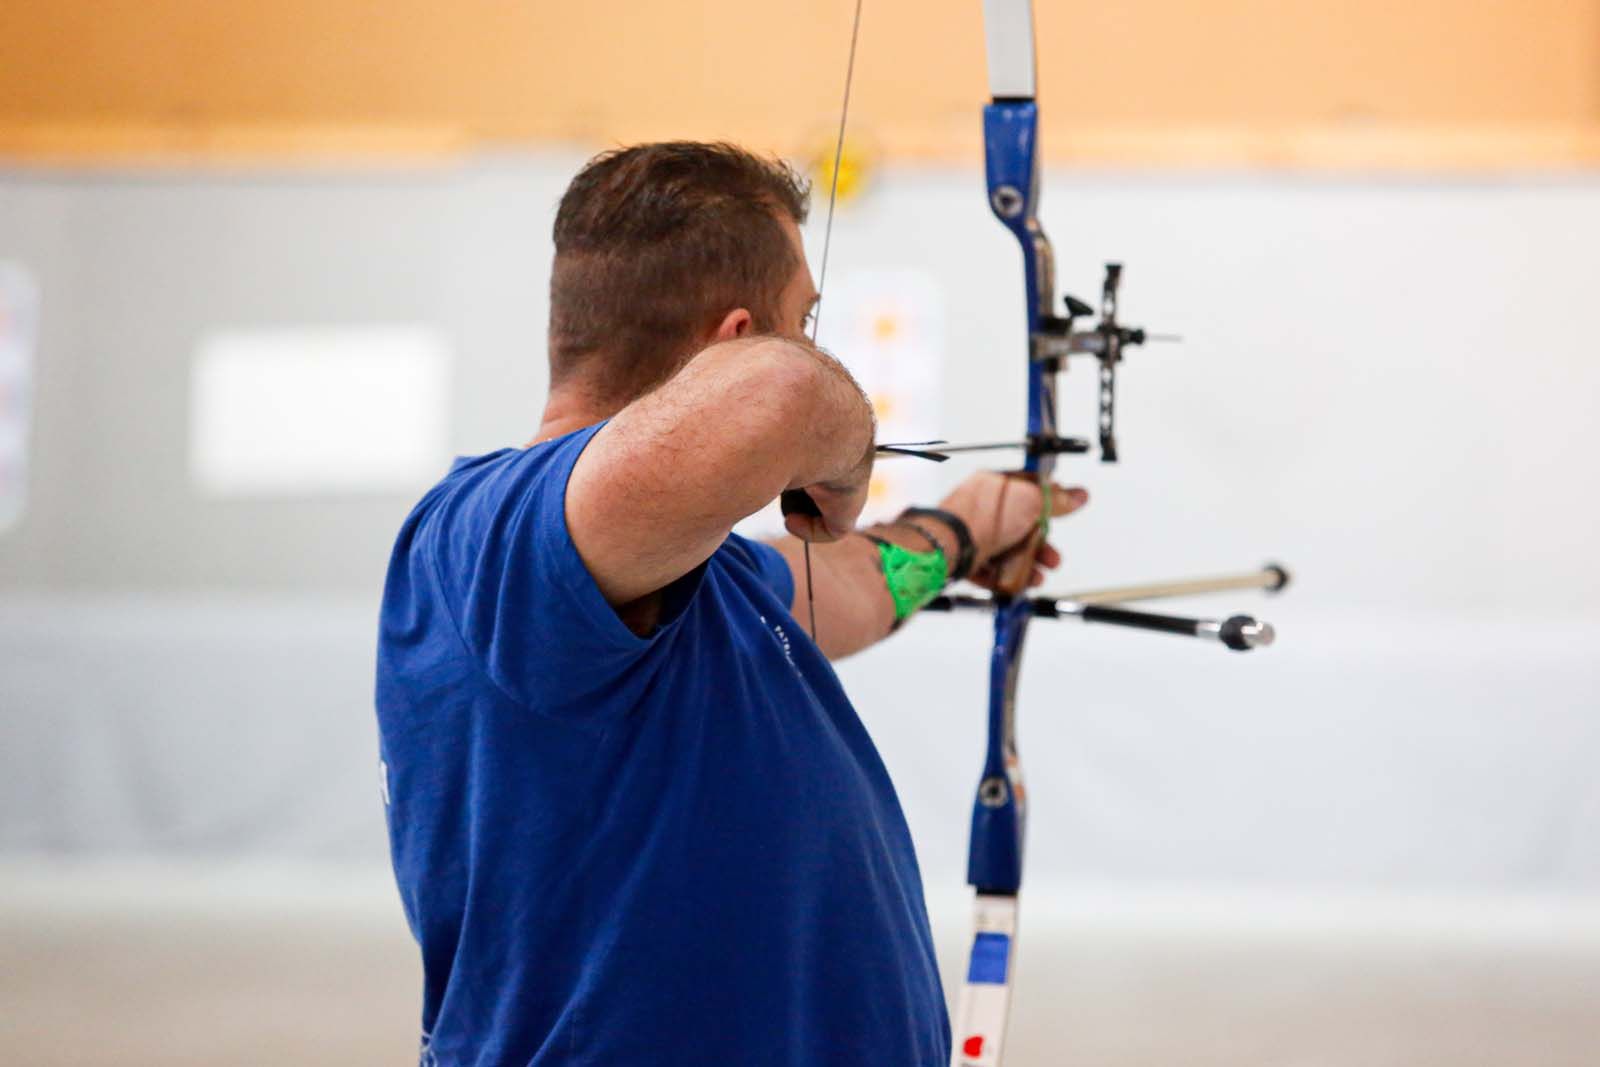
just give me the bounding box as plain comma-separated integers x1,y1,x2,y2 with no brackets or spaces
925,594,1277,651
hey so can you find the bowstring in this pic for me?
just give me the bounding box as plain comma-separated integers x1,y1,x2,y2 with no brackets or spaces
811,0,862,348
800,0,864,647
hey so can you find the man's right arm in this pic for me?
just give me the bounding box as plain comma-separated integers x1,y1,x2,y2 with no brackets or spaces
564,336,875,607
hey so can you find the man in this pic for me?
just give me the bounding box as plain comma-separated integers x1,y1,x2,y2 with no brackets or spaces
376,142,1086,1065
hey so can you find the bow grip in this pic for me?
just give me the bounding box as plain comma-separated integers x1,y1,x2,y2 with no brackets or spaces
989,529,1042,597
987,470,1047,597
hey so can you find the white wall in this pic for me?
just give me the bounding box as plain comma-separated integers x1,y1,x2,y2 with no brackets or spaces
1,160,1597,894
817,171,1600,617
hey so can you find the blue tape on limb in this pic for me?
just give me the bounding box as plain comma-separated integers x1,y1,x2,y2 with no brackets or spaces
965,931,1011,985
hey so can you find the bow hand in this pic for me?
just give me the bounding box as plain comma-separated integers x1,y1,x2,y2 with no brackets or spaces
940,472,1088,597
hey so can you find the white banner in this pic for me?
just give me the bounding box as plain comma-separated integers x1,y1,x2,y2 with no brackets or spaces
0,262,39,532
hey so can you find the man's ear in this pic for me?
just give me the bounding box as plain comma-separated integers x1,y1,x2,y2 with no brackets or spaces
711,308,754,342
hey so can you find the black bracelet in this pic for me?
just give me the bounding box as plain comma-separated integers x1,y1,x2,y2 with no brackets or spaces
857,525,945,576
893,518,945,558
899,506,977,582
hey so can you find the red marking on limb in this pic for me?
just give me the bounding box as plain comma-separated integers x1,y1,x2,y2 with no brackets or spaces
963,1034,985,1058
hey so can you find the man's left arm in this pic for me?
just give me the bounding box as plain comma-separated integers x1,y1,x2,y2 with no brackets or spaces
768,472,1089,659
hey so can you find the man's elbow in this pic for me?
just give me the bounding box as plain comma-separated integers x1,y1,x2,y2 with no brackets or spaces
692,337,838,446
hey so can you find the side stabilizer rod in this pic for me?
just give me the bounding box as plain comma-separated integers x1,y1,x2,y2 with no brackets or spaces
1059,563,1290,606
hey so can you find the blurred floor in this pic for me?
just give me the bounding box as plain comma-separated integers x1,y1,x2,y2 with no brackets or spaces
4,861,1599,1066
1,861,418,1065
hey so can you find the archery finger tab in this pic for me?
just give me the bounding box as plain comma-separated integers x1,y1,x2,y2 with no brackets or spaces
780,487,821,518
780,488,824,542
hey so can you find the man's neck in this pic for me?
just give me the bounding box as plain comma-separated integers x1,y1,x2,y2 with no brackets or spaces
528,384,619,447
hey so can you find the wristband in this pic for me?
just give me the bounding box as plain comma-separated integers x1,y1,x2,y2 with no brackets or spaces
860,534,949,623
898,507,977,582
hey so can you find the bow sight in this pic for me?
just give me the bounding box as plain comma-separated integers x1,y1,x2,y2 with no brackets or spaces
875,263,1177,466
1037,262,1181,462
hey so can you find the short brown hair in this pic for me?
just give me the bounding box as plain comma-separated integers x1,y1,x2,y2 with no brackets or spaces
549,142,810,401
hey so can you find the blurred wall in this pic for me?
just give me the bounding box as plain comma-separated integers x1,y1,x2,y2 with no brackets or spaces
5,162,1600,603
2,159,1597,890
0,165,556,590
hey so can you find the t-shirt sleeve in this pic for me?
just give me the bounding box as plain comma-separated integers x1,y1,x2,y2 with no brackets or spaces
722,533,796,608
421,425,703,715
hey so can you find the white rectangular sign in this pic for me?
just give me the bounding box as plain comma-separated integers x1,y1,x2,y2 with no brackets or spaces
190,325,453,496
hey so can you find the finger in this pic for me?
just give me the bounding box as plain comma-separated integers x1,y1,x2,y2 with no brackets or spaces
784,513,823,542
1035,543,1062,569
806,482,868,541
1049,485,1089,517
785,511,848,543
807,524,849,545
822,514,857,540
1029,565,1047,588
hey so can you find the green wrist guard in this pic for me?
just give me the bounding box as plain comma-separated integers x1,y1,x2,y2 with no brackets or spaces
870,537,949,621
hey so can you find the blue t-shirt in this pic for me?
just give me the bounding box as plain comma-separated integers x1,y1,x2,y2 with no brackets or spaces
375,424,949,1066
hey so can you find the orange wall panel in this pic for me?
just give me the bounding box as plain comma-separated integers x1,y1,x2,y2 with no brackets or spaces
1,0,1597,167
